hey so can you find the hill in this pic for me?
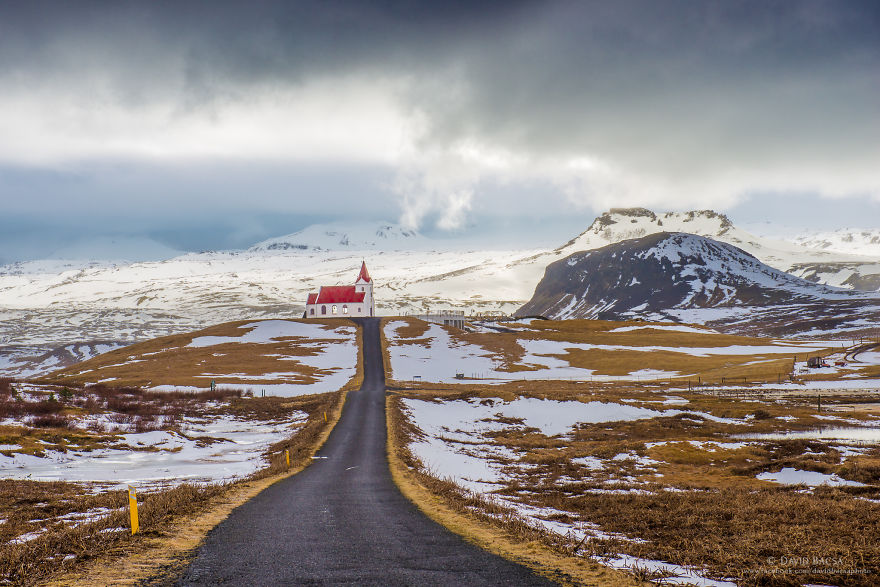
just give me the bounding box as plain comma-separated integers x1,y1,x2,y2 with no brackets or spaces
517,232,880,336
558,208,880,291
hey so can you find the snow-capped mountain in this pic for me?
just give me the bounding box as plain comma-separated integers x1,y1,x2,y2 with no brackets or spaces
557,208,736,251
555,208,880,291
789,228,880,258
250,222,426,252
50,235,184,262
517,232,880,336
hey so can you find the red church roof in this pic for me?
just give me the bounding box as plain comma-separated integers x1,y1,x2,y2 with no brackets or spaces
313,286,365,305
356,261,372,283
306,293,318,305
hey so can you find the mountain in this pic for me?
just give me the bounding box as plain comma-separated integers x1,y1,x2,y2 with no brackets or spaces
789,228,880,257
517,232,880,336
48,236,183,262
557,208,880,292
557,208,735,251
250,222,426,252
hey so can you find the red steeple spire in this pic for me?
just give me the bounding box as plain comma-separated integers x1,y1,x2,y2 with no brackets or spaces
356,261,372,283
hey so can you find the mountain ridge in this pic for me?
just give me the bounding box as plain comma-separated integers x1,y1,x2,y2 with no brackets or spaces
250,221,425,252
517,232,879,336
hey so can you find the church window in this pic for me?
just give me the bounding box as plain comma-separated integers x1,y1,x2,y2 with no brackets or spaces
332,305,337,314
343,305,348,314
321,305,326,315
310,308,315,315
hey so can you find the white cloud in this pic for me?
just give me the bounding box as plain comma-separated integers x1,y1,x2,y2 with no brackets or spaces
0,74,415,166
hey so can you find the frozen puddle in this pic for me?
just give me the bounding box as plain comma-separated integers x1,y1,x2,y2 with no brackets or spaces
0,413,307,489
757,467,865,487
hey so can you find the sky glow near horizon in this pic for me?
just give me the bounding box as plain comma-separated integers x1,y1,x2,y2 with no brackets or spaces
0,0,878,261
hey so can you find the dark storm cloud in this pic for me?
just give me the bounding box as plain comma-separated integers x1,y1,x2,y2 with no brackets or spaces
3,0,876,159
0,1,530,98
0,0,878,260
407,0,880,169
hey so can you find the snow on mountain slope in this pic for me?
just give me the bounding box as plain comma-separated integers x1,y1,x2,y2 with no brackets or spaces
0,244,551,376
46,235,184,262
2,211,879,377
518,232,880,337
789,228,880,257
557,208,880,291
0,257,138,277
250,221,427,251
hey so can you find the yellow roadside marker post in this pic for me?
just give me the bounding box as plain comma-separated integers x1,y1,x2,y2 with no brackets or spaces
285,449,290,468
323,411,327,423
128,485,139,535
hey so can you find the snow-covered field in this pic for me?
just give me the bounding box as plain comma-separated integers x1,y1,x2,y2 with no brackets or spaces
0,381,321,491
0,413,306,490
384,319,832,384
2,211,879,378
401,396,750,585
790,228,880,258
403,397,676,492
400,391,880,586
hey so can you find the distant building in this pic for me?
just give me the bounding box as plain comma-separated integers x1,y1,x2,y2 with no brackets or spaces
413,310,466,329
304,262,375,317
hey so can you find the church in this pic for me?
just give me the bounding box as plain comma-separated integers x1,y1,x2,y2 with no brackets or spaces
304,261,375,317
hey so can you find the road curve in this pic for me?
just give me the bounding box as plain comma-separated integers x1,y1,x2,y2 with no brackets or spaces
176,318,556,585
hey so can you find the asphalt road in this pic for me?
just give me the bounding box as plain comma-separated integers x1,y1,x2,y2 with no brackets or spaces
177,318,556,585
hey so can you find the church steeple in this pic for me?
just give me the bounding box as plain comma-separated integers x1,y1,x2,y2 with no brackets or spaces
356,261,372,284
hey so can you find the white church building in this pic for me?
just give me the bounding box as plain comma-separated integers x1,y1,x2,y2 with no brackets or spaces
304,261,375,317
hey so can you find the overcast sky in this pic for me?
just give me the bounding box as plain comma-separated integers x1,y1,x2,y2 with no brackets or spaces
1,0,878,262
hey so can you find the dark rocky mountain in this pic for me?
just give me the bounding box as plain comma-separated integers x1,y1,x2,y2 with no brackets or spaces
516,232,880,336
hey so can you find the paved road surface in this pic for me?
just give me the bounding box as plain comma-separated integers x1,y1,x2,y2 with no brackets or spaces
177,318,556,585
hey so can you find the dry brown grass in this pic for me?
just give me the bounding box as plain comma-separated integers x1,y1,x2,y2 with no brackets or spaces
519,485,880,586
40,319,359,390
0,384,254,460
2,317,366,585
389,380,880,586
0,389,347,586
384,318,837,384
386,394,642,587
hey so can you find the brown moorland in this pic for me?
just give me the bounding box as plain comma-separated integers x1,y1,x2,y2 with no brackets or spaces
383,318,841,384
389,379,880,586
40,319,359,390
1,319,364,585
0,384,347,586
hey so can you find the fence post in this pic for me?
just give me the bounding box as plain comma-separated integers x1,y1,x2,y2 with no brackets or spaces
128,485,139,535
